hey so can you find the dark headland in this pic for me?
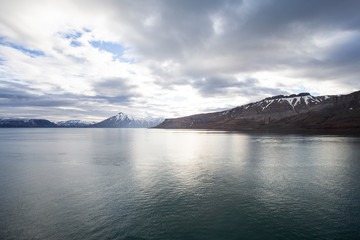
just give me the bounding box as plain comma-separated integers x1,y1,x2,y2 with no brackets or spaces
154,90,360,132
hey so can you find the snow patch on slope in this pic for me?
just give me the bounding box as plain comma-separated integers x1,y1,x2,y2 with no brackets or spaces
237,93,326,112
97,112,164,128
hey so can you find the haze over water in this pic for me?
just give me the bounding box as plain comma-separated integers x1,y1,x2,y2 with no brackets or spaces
0,128,359,239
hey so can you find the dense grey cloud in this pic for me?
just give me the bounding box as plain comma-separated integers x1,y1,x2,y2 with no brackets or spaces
0,81,71,107
0,79,139,120
0,0,360,120
193,77,288,97
0,79,137,107
96,0,360,95
92,77,140,103
110,1,359,57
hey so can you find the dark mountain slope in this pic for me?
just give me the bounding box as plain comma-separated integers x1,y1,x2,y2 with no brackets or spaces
0,118,57,127
155,91,360,130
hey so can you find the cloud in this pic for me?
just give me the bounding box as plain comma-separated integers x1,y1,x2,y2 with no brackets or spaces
92,77,140,103
193,77,288,97
0,0,360,120
0,80,75,107
105,0,360,95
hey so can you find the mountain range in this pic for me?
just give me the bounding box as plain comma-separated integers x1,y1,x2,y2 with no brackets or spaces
0,113,164,128
155,90,360,131
0,118,57,128
1,90,360,131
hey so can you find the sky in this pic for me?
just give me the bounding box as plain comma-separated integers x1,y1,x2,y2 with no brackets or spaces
0,0,360,122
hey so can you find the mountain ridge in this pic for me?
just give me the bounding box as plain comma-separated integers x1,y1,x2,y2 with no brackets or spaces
0,112,164,128
0,118,57,128
154,90,360,131
56,120,96,127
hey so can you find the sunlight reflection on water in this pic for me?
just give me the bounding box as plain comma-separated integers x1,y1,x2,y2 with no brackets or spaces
0,128,359,239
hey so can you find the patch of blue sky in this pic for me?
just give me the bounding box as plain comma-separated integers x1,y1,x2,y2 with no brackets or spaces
89,40,135,63
64,31,82,39
0,40,45,57
70,40,82,47
118,57,135,64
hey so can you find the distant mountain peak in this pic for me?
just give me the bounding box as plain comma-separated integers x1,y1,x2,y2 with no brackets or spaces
114,112,128,121
93,112,164,128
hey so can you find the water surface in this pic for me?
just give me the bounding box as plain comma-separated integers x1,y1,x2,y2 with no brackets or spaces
0,128,359,239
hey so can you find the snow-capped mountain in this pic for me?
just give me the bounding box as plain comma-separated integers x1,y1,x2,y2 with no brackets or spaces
0,113,164,128
222,92,329,122
93,112,164,128
155,91,360,130
56,120,95,127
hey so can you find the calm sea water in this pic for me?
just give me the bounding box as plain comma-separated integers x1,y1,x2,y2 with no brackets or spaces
0,128,359,240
